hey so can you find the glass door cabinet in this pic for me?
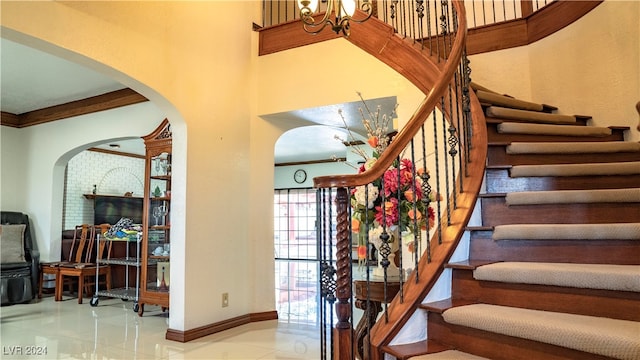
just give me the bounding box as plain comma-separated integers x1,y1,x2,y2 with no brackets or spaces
138,119,171,316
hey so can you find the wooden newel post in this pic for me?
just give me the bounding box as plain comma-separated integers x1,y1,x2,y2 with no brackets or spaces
334,187,354,359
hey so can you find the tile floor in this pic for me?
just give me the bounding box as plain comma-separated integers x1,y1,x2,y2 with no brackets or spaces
0,297,323,360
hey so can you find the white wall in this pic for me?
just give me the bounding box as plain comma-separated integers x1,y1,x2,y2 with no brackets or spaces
63,151,145,229
274,162,356,189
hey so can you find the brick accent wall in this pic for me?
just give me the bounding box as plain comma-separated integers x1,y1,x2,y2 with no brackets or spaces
63,150,144,230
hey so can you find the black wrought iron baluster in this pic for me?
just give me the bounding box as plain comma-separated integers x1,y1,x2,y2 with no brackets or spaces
318,189,336,360
426,0,433,57
409,0,416,43
432,107,443,244
399,0,407,38
409,138,419,282
440,0,450,56
440,95,452,226
390,0,398,33
482,0,486,26
433,0,441,62
451,6,466,191
471,0,477,28
320,260,336,357
377,173,393,322
503,0,507,21
447,108,459,210
416,0,425,49
463,53,473,151
492,0,497,23
421,169,433,265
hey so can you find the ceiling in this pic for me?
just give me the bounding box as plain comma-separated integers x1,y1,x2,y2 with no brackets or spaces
1,37,397,163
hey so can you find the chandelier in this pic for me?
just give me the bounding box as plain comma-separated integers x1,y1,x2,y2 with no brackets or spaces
297,0,373,36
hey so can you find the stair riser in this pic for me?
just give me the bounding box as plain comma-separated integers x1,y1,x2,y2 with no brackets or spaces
451,270,640,321
487,146,640,166
480,197,640,226
487,123,625,143
427,313,611,360
485,169,640,193
469,234,640,265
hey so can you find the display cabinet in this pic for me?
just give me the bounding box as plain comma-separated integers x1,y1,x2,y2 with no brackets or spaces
138,119,171,316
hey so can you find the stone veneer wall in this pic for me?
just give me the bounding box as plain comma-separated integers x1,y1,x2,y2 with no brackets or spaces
63,150,145,230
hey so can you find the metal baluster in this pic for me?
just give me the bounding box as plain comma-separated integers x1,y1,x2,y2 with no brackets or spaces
433,0,441,62
440,0,450,56
432,107,443,244
426,0,433,56
492,0,496,23
390,0,399,33
416,0,425,50
440,95,453,226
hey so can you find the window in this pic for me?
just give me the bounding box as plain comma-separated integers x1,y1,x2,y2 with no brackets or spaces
274,188,336,324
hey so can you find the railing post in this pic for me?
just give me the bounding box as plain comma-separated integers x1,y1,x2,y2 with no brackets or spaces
333,187,353,359
521,0,534,17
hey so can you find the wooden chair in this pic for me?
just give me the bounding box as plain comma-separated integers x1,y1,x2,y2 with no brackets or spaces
58,224,112,304
39,224,93,300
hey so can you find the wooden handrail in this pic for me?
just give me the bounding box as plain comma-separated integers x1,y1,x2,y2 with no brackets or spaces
313,1,468,189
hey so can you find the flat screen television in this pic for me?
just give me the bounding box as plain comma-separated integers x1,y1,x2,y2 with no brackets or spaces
94,196,143,225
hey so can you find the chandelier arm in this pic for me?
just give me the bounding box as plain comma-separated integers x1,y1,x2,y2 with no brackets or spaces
298,0,373,36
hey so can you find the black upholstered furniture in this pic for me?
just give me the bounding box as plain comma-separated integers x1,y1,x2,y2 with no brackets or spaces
1,211,39,305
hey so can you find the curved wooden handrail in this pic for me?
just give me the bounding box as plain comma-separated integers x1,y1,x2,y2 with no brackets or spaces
313,4,468,189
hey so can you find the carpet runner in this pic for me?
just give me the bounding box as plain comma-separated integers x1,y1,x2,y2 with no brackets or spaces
505,188,640,205
487,106,576,124
492,223,640,240
411,350,490,359
510,161,640,177
443,304,640,360
473,262,640,292
476,90,544,112
497,122,612,137
506,141,640,154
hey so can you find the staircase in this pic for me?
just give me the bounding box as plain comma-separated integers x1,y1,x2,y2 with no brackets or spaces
382,85,640,359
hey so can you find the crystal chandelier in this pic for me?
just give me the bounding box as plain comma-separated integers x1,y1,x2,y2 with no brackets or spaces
297,0,373,36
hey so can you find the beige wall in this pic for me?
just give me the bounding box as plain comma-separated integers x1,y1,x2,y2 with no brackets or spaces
470,1,640,142
2,0,636,337
1,1,261,333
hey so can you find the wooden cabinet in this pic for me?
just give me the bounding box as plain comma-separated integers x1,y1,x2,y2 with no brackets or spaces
138,119,171,316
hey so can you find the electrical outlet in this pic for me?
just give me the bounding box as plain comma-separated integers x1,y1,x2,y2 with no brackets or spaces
222,293,229,307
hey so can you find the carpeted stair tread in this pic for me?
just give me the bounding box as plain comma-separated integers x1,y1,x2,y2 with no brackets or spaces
505,188,640,205
487,106,576,124
476,90,544,112
510,161,640,177
492,223,640,240
498,122,612,137
410,350,490,360
442,304,640,360
507,141,640,154
473,262,640,292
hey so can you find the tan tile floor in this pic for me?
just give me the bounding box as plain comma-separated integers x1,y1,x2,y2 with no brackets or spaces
0,297,322,359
